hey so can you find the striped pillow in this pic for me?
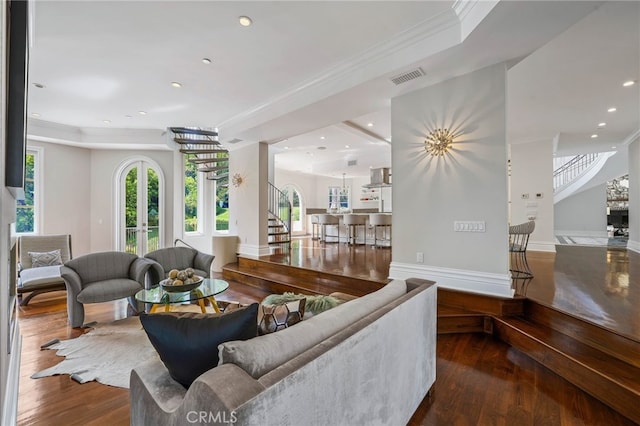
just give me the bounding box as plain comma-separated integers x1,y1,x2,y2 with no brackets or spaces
28,249,63,268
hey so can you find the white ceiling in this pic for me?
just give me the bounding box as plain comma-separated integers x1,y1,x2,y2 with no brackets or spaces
27,1,639,178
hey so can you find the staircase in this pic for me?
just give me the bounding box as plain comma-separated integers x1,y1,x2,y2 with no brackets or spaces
438,289,640,424
267,182,291,247
170,127,229,183
553,152,615,203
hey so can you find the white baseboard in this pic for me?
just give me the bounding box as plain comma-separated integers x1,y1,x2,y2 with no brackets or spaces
2,322,21,426
528,240,556,252
237,244,271,258
627,240,640,254
389,262,514,298
554,230,608,238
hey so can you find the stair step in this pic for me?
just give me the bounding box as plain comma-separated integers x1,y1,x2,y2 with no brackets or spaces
188,157,229,164
438,287,524,316
222,257,386,297
180,149,229,155
174,138,221,145
525,300,640,368
493,316,640,424
170,127,219,137
268,232,289,237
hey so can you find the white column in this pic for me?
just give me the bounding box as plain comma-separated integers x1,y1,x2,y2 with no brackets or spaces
230,142,270,257
389,63,512,297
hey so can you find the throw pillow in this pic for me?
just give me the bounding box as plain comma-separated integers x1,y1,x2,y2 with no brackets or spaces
28,249,63,268
140,303,259,388
262,292,342,315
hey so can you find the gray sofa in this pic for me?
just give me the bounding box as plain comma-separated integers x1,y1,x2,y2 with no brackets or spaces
130,277,436,426
61,251,156,328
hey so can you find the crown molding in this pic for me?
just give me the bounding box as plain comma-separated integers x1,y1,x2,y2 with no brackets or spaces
453,0,500,40
27,118,170,150
622,128,640,146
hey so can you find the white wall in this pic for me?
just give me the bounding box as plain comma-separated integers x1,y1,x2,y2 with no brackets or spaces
628,138,640,253
28,141,93,256
389,63,512,297
89,149,175,253
509,140,555,252
554,183,607,237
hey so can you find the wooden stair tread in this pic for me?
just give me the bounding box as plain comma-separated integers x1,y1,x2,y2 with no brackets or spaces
496,316,640,393
437,305,487,317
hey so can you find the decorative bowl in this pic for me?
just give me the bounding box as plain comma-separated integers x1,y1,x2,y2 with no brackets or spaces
160,276,203,293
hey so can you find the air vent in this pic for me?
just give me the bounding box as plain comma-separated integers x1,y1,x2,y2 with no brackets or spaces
347,159,358,167
227,138,243,144
390,67,425,85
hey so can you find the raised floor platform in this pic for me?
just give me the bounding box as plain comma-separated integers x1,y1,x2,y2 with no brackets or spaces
225,239,640,423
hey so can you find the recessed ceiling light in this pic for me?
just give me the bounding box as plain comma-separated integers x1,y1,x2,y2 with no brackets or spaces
367,122,374,127
591,134,598,139
103,120,111,124
284,146,289,150
202,58,211,64
31,112,40,117
598,122,606,127
239,16,253,26
320,136,325,140
171,82,182,88
345,145,350,148
138,111,147,115
608,107,617,112
317,146,327,150
32,83,45,89
612,146,617,149
623,80,635,87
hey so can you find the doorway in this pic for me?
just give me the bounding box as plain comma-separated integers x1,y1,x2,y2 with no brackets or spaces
117,159,164,255
282,185,304,234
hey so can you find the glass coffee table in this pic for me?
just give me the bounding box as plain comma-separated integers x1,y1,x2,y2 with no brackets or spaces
135,278,229,314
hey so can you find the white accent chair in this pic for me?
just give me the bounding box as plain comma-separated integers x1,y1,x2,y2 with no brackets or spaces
17,234,72,305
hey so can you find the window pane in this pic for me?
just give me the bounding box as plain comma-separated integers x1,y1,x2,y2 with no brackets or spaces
184,155,199,232
125,168,138,254
16,152,35,233
215,181,229,231
147,168,160,252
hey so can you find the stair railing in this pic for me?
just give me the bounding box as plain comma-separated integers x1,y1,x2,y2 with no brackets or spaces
553,153,599,192
268,182,292,245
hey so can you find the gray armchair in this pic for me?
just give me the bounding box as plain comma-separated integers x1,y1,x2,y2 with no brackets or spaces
61,251,156,328
144,247,214,286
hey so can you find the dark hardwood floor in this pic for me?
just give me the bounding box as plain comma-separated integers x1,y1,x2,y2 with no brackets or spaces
16,239,639,425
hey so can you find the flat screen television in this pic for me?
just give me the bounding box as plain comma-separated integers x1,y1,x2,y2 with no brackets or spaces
5,0,29,200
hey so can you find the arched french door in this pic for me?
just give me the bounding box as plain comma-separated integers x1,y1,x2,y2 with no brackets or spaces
282,185,304,234
116,159,164,255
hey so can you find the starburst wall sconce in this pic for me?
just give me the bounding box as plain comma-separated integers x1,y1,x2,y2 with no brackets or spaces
424,128,454,157
231,173,243,187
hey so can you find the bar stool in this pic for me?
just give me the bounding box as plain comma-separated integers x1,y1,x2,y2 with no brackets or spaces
317,214,340,243
343,214,367,245
369,214,392,247
311,215,320,240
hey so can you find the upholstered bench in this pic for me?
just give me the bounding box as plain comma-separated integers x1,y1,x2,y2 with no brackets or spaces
17,234,72,305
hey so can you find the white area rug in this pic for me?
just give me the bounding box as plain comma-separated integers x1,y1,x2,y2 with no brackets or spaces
32,316,158,389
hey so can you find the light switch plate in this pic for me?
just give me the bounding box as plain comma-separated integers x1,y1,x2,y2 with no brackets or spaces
454,221,486,232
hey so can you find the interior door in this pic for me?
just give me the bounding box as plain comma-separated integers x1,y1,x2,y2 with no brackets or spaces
121,161,161,255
